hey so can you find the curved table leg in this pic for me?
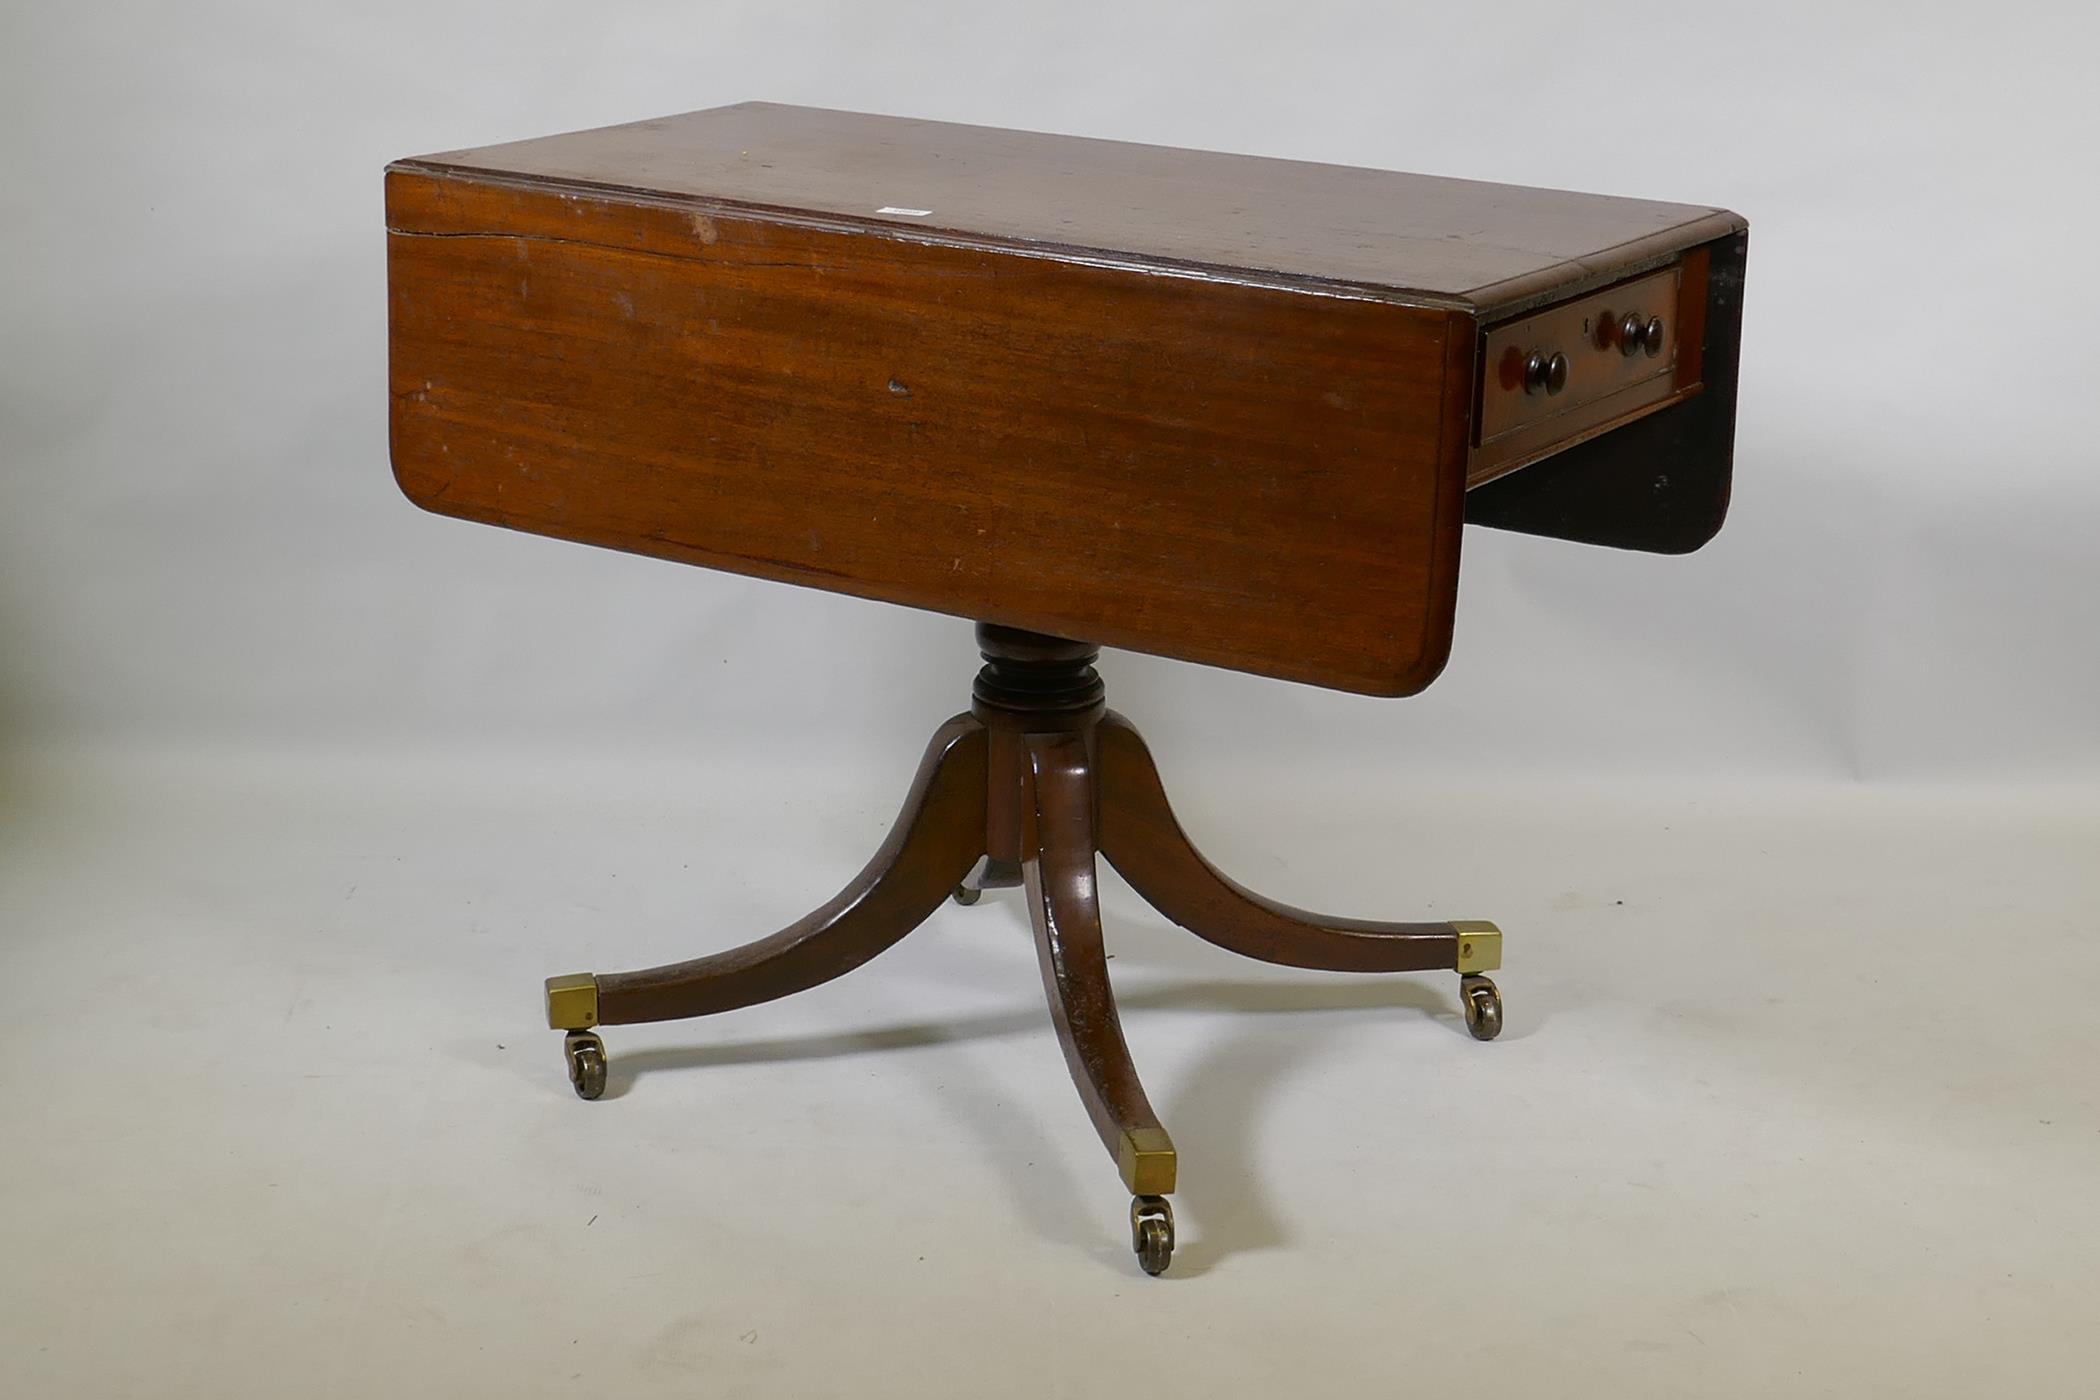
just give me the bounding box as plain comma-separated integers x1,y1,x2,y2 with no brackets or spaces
951,855,1025,907
1095,711,1493,976
546,714,987,1029
1022,730,1177,1205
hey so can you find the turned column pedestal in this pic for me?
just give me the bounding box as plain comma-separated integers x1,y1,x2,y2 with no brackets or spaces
543,624,1504,1277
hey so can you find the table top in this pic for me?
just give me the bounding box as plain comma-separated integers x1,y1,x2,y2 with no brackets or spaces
388,106,1745,696
400,102,1740,316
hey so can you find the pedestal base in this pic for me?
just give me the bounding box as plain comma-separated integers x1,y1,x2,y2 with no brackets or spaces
543,624,1504,1276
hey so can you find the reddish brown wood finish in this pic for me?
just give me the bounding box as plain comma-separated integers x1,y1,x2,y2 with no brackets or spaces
1477,266,1682,444
389,169,1464,696
395,108,1754,1263
594,715,985,1024
1465,231,1747,553
1466,254,1716,487
1022,729,1174,1194
1672,244,1714,394
397,103,1737,312
578,627,1497,1207
387,104,1745,694
1095,713,1457,972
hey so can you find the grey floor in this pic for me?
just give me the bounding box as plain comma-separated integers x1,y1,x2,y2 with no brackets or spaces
4,747,2094,1397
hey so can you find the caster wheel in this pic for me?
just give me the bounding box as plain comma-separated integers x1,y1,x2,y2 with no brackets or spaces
951,882,981,907
1130,1195,1175,1277
1461,975,1503,1042
564,1030,607,1100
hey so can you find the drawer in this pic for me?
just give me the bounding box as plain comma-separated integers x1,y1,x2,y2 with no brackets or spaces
1468,254,1709,485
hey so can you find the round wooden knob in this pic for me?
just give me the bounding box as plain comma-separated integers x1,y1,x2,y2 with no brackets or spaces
1618,312,1645,357
1620,312,1666,357
1524,350,1569,396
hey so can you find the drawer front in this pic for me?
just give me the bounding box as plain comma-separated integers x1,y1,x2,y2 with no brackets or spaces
1469,256,1706,484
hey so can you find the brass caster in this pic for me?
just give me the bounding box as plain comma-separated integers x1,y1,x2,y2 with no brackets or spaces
1130,1195,1175,1277
951,882,982,906
564,1030,607,1100
1461,974,1503,1042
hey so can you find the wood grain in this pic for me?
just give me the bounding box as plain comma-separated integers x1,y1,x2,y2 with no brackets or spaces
1022,728,1175,1195
1464,233,1747,553
594,715,985,1025
1095,712,1459,972
1466,255,1713,487
1476,266,1681,444
389,170,1468,695
561,630,1507,1221
402,102,1740,317
387,105,1747,687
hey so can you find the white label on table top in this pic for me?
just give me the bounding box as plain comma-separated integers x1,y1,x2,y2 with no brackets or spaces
875,206,933,217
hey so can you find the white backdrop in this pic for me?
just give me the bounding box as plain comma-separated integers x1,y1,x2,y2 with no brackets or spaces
7,6,2100,1398
6,1,2096,781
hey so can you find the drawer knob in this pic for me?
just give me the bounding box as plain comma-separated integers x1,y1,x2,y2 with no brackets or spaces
1524,350,1569,396
1618,312,1667,358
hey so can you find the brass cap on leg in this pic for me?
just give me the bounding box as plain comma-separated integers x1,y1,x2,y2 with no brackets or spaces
545,973,601,1030
1452,921,1502,974
1117,1127,1177,1196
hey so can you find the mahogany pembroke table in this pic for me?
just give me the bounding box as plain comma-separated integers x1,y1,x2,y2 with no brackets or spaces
386,103,1747,1276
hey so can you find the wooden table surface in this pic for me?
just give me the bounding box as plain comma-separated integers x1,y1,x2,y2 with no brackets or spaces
401,102,1738,316
388,105,1746,695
